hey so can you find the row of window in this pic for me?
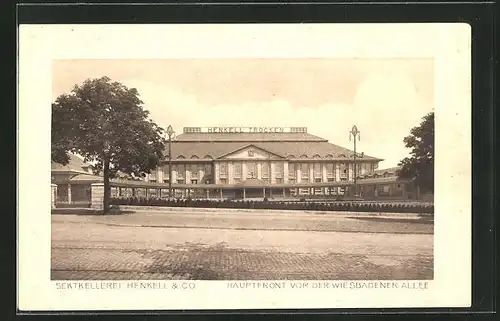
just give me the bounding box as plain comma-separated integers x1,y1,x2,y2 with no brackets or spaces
172,153,364,160
150,164,213,179
150,162,375,180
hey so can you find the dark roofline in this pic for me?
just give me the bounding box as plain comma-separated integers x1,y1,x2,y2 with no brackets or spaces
173,132,328,143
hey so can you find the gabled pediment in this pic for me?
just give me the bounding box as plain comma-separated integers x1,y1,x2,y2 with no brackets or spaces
217,144,285,160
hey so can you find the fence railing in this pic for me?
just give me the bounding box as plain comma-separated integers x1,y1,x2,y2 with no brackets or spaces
110,197,434,214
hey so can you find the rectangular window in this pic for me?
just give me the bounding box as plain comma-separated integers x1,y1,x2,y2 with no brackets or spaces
275,178,284,184
275,162,284,178
205,164,212,174
301,163,309,178
247,162,256,178
326,163,334,177
177,164,185,178
233,177,241,183
378,184,390,196
191,179,198,184
162,164,170,178
234,162,242,177
288,163,296,178
190,164,198,178
314,163,321,177
219,178,227,184
220,163,227,175
262,162,269,178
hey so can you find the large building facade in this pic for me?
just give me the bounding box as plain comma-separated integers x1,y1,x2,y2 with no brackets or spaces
50,127,423,208
144,126,387,198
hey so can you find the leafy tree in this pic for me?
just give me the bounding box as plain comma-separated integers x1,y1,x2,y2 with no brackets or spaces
52,77,166,213
398,112,434,194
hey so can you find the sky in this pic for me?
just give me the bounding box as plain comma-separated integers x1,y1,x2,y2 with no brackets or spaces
52,58,434,168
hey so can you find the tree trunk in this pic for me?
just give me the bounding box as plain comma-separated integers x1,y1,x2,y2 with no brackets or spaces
103,158,110,214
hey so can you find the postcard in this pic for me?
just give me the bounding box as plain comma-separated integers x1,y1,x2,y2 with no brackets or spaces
17,23,471,311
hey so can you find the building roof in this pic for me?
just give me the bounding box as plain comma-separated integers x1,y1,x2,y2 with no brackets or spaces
359,166,402,179
174,132,327,142
51,154,92,173
169,135,381,161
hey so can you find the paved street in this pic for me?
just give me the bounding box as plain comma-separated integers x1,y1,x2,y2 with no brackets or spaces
51,209,433,280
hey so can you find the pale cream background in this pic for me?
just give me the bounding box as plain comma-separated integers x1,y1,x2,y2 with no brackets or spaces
18,23,471,310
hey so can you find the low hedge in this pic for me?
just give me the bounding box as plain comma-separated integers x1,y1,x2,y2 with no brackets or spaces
110,197,434,214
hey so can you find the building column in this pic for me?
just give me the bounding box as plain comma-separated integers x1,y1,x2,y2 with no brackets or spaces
283,162,289,183
228,162,234,184
90,183,105,211
185,166,191,185
199,167,205,183
67,184,72,204
243,188,246,200
296,165,301,183
374,184,379,197
51,184,57,209
309,165,314,183
242,162,248,181
214,163,220,184
172,169,178,184
322,164,327,194
270,162,276,184
262,188,265,198
257,163,262,180
282,188,285,198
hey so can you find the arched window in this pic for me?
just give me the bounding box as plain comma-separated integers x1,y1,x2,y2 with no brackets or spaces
190,155,199,159
325,154,334,159
177,155,186,159
300,154,308,159
313,154,321,159
338,154,346,158
204,155,213,160
287,154,296,159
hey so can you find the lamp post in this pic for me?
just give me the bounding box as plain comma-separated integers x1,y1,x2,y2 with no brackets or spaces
166,125,175,200
349,125,360,197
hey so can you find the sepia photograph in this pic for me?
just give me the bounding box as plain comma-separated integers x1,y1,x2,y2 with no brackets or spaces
18,23,471,310
50,58,434,281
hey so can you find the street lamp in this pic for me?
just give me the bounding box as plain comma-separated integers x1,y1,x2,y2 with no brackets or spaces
166,125,175,200
349,125,361,197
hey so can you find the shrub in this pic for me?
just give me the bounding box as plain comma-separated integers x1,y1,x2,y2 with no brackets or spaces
108,197,434,214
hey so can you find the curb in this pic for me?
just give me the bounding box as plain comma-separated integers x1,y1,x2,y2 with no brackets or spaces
115,205,433,220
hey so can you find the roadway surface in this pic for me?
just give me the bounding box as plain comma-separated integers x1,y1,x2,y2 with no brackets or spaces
51,209,433,280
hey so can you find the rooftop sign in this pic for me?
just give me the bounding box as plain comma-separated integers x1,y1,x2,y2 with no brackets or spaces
183,127,308,134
